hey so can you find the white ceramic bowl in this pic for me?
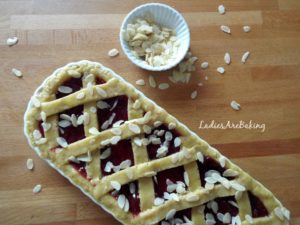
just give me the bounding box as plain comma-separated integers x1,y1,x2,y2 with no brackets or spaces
120,3,190,71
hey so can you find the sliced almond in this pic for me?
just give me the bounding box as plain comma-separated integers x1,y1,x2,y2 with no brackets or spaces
135,79,145,86
218,5,226,14
26,158,34,170
108,48,119,57
11,68,22,77
7,37,18,46
224,52,231,65
191,90,198,99
243,26,251,33
32,184,42,193
220,25,231,34
230,100,241,111
158,83,169,90
241,51,250,64
149,75,157,88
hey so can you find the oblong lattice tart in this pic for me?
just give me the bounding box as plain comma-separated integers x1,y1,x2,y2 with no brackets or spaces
24,60,290,225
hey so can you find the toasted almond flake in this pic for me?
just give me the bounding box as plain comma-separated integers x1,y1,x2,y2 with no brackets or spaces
89,127,100,135
35,138,47,145
143,125,152,134
191,90,198,99
170,193,179,201
143,111,152,123
165,209,176,220
96,100,110,109
186,192,199,202
128,123,141,134
26,158,34,170
110,181,121,191
124,198,129,212
158,83,169,90
100,148,111,160
183,171,189,186
6,37,18,46
230,100,241,111
76,92,85,100
221,25,231,34
218,5,226,14
95,86,107,97
219,156,226,167
70,114,77,127
129,183,136,194
133,99,141,109
154,197,164,206
201,62,209,69
104,161,113,172
197,152,204,163
67,70,81,78
174,137,181,148
84,74,94,83
110,136,121,145
77,115,84,125
11,68,22,77
87,82,94,96
224,52,231,65
77,152,92,162
168,122,176,130
241,51,250,64
243,26,251,33
33,129,42,140
108,48,119,57
40,111,46,122
32,184,42,193
133,137,142,146
223,169,239,177
135,79,145,86
230,181,246,191
223,212,231,224
41,122,51,132
90,106,97,113
205,182,214,190
154,121,162,127
58,120,71,128
274,207,284,220
282,207,290,220
111,127,122,135
245,214,253,224
56,137,68,148
205,219,216,225
83,112,90,125
32,96,41,108
217,67,225,74
211,201,218,213
149,75,157,88
58,86,72,94
117,194,126,209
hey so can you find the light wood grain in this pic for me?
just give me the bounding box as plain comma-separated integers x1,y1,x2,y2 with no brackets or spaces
0,0,299,225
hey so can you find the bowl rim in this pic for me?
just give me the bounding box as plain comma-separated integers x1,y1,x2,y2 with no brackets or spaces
119,3,190,71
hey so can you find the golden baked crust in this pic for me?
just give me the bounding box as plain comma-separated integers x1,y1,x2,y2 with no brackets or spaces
24,60,290,225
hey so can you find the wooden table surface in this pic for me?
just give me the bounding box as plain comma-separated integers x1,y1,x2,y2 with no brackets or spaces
1,0,300,225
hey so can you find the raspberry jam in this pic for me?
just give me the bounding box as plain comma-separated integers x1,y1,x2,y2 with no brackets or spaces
97,95,128,131
204,196,239,225
248,191,268,217
146,124,181,160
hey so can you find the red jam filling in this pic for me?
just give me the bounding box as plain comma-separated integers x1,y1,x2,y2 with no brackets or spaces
58,105,85,144
197,156,233,186
204,196,239,225
248,191,268,217
146,125,181,160
69,160,88,179
97,95,128,131
38,121,45,137
56,77,83,99
153,166,185,198
114,181,141,215
100,140,140,214
160,208,192,224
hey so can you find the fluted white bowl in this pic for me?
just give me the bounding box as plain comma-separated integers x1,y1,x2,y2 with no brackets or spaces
120,3,190,71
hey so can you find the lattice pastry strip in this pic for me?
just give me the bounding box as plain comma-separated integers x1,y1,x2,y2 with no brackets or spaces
24,61,290,225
